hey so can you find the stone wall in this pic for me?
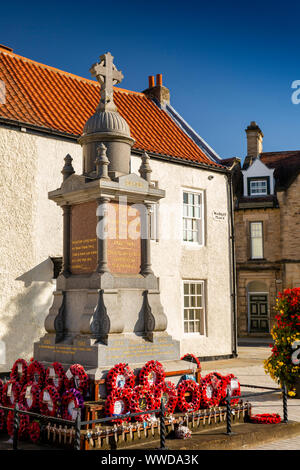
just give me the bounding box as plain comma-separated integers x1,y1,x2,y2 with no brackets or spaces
235,175,300,336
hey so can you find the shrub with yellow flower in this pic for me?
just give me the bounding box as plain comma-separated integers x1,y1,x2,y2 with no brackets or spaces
264,288,300,395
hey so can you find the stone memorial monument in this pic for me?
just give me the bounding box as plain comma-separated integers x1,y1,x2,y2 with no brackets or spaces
34,53,180,379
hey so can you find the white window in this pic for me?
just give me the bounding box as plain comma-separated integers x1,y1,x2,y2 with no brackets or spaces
249,179,268,196
183,191,204,244
250,222,263,259
183,280,205,334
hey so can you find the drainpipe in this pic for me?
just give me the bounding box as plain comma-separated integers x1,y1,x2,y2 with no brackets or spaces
227,172,238,357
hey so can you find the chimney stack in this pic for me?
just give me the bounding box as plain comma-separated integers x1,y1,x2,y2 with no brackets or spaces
143,73,170,107
245,121,263,158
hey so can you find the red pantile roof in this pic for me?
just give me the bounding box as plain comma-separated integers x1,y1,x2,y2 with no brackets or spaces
0,47,222,168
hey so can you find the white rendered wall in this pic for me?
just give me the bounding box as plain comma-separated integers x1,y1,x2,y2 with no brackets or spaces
131,155,233,358
0,127,81,371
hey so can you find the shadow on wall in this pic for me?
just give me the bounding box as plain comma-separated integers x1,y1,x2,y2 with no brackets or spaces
16,258,55,287
0,258,55,372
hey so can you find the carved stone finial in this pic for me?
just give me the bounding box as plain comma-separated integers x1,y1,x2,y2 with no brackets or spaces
139,151,152,183
95,143,110,179
61,154,75,181
90,52,124,112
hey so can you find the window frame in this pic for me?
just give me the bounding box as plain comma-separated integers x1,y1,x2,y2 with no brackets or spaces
249,221,264,260
182,189,205,246
182,280,206,335
247,176,270,197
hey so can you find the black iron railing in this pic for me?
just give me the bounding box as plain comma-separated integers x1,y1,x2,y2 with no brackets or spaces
225,383,288,435
0,382,289,449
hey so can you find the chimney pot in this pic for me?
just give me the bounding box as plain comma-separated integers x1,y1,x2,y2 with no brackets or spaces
156,74,162,86
245,121,263,158
148,75,155,88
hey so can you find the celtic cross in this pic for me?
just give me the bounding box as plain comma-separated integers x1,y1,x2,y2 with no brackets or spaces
90,52,124,112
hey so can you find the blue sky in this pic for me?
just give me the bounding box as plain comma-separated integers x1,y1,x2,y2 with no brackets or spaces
1,0,300,160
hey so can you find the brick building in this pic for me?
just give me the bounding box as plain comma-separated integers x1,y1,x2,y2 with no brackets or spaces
232,121,300,337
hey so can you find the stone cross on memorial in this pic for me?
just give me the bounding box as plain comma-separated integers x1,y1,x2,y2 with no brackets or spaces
90,52,124,112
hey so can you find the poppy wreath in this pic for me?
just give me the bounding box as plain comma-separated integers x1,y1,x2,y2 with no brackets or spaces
0,408,5,432
64,364,89,396
181,353,202,372
177,379,201,412
61,388,84,421
0,378,3,404
130,385,156,421
19,381,41,411
153,381,178,414
6,405,30,439
2,380,22,407
105,388,132,424
10,358,28,386
222,374,241,406
139,360,165,388
45,362,66,393
27,360,46,388
200,373,222,408
208,372,230,405
39,385,61,417
249,413,281,424
28,420,41,443
106,363,136,394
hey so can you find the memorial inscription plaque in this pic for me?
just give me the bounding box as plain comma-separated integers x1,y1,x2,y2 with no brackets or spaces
70,201,97,274
107,201,141,274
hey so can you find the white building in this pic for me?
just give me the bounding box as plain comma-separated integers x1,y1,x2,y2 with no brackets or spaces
0,44,236,370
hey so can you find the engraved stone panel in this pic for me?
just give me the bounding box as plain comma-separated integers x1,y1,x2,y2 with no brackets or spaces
70,201,97,274
107,201,141,274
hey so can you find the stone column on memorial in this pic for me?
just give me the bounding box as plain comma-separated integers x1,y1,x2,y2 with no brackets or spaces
140,202,154,276
61,204,71,276
96,196,110,273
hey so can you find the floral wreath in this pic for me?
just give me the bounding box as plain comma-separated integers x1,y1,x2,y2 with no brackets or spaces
0,409,5,432
61,388,84,421
45,362,66,393
106,363,135,394
105,388,132,424
139,360,165,388
130,385,156,421
39,385,61,417
201,373,222,408
10,358,28,386
19,381,41,411
250,413,281,424
177,379,201,412
208,372,230,405
27,360,46,388
0,378,3,404
3,379,22,407
7,405,30,438
153,381,178,414
28,421,41,443
222,374,241,406
181,353,202,372
64,364,89,396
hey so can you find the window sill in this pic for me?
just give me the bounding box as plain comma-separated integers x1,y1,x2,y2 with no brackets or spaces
182,241,205,249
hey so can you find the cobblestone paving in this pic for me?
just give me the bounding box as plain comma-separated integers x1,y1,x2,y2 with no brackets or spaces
202,344,300,450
